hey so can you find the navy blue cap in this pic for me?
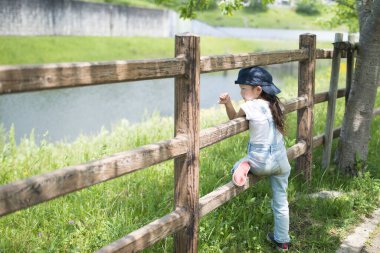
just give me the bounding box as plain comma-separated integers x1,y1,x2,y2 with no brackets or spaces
235,67,281,95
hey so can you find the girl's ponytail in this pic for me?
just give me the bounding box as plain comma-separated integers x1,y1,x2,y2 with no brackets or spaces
260,92,285,135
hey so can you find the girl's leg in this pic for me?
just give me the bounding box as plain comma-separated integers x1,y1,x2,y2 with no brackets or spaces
270,168,291,243
231,158,251,187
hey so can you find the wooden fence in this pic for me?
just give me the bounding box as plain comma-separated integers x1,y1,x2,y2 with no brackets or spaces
0,33,378,252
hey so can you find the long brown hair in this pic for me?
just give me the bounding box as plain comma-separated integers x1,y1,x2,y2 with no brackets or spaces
260,91,285,135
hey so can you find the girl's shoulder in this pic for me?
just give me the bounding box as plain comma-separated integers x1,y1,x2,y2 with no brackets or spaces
242,99,271,120
245,99,269,107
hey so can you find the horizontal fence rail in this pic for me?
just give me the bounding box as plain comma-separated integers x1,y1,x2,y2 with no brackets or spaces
315,88,345,104
0,48,346,95
316,49,333,59
316,48,352,59
200,49,308,73
96,207,190,253
0,57,186,94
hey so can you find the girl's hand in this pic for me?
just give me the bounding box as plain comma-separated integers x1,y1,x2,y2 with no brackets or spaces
219,93,231,104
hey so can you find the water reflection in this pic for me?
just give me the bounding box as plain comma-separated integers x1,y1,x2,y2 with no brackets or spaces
0,61,324,143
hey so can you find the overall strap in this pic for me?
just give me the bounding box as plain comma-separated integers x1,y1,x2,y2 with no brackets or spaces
264,105,277,145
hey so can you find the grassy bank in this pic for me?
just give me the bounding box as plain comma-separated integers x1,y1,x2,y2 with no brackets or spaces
0,36,331,65
1,57,380,251
196,7,339,30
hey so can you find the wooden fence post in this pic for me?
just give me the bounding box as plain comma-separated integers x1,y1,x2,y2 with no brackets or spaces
296,34,316,181
345,33,356,105
174,33,200,253
322,33,343,169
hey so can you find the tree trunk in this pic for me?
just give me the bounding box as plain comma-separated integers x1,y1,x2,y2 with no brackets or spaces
335,0,380,175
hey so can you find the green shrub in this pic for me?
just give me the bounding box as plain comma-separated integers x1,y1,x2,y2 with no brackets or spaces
245,0,268,13
296,0,322,15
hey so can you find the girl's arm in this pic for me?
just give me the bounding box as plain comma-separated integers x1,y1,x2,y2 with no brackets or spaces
219,93,246,120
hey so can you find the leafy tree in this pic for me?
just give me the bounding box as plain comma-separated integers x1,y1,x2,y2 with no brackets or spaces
334,0,380,176
166,0,273,18
319,0,358,32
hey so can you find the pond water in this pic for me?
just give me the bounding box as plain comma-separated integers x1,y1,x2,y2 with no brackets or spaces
0,62,303,143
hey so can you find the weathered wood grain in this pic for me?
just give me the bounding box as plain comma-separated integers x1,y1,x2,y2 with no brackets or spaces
0,47,353,95
322,33,343,169
96,208,189,253
1,48,347,95
0,58,186,94
345,34,356,104
296,34,316,181
317,48,349,59
199,176,261,217
313,128,341,148
316,49,333,59
314,88,346,104
283,96,308,113
200,118,248,148
287,141,307,160
174,34,201,253
200,49,308,73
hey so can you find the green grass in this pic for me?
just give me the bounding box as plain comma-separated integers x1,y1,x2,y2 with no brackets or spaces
0,36,331,65
0,36,174,65
1,57,380,252
196,7,345,30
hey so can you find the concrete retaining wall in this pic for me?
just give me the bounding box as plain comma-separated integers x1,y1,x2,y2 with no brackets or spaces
0,0,197,37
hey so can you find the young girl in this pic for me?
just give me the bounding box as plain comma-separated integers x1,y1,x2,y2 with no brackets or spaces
219,66,291,251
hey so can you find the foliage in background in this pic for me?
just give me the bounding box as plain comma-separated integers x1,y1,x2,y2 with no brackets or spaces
295,0,322,15
246,0,269,13
175,0,275,18
87,0,275,18
317,0,358,32
84,0,347,30
171,0,357,33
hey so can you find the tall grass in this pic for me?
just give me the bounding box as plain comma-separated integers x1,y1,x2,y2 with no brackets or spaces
1,61,380,252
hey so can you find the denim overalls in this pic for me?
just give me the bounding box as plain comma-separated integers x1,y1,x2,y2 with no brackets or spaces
231,103,291,243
